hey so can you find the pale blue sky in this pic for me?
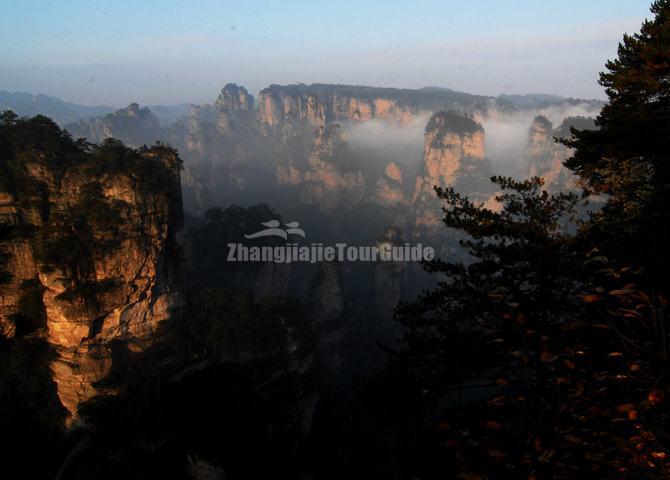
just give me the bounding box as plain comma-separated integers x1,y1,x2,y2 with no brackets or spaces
0,0,654,105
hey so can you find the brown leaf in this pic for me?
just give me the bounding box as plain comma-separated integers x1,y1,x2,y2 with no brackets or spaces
609,289,636,296
484,420,502,432
569,383,585,398
541,352,557,363
618,308,644,319
648,389,663,405
617,403,636,413
437,421,451,431
562,359,576,370
563,434,582,444
487,448,507,458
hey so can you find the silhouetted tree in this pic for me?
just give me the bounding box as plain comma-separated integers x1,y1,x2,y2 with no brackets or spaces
395,176,585,390
564,0,670,286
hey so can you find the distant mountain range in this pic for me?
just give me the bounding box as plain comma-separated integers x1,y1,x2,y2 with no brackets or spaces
0,90,190,126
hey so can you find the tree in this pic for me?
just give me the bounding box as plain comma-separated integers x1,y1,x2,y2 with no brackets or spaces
395,176,585,389
564,0,670,286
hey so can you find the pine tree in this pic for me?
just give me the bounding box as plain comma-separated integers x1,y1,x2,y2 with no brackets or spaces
564,0,670,286
395,177,585,387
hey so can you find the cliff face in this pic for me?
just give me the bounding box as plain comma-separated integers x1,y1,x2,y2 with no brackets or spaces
525,115,596,190
412,111,488,225
301,124,365,209
375,161,405,206
0,116,183,423
258,84,428,127
169,84,258,211
215,83,254,112
213,83,255,135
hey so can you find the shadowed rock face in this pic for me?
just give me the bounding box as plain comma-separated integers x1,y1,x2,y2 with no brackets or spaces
525,115,596,191
0,120,183,423
215,83,254,112
66,103,165,147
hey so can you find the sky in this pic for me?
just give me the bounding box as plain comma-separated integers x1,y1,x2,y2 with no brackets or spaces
0,0,654,106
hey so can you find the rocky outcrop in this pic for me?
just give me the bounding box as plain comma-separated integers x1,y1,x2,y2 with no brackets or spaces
301,124,365,210
66,103,165,147
412,111,488,225
214,83,254,112
375,161,406,206
525,115,596,190
0,119,183,424
170,84,259,212
213,84,255,136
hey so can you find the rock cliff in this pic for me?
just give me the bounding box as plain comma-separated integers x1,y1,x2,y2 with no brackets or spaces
66,103,165,147
525,115,596,190
257,84,462,127
0,114,183,423
412,111,489,225
301,124,366,209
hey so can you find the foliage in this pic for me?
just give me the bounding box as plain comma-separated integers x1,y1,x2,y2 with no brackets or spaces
388,3,670,477
389,172,670,477
563,0,670,284
395,176,586,387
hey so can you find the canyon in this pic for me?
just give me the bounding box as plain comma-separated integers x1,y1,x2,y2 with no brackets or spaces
0,83,601,475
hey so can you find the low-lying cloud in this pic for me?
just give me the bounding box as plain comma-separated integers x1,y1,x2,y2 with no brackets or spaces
480,103,601,177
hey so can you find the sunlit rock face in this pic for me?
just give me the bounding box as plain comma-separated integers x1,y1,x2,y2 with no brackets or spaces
375,161,405,206
301,124,366,210
60,83,603,216
257,84,426,127
412,111,488,225
524,115,596,191
0,142,183,424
